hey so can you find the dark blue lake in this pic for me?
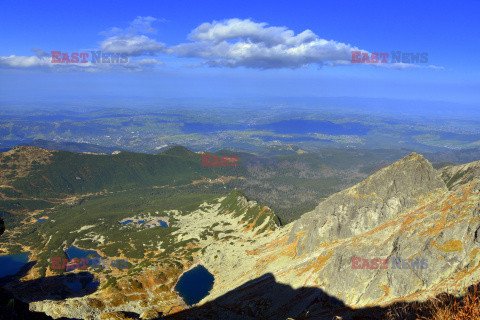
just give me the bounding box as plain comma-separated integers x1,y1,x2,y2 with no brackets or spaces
158,220,168,227
120,220,133,225
64,279,82,292
175,265,214,306
65,246,100,260
36,218,47,223
0,253,30,278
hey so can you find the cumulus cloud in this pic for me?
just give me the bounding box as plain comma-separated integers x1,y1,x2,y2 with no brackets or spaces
170,18,360,69
0,17,442,72
0,50,165,72
99,27,123,37
100,16,163,36
0,55,51,68
99,16,166,56
101,34,166,56
31,47,49,58
170,19,443,70
134,58,165,66
0,54,103,71
129,16,163,34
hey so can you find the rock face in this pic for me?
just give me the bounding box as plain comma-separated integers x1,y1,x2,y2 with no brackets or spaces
176,152,480,318
441,159,480,190
288,153,446,255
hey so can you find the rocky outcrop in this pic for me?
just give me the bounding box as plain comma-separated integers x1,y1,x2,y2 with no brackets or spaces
440,159,480,190
288,152,446,255
187,154,480,318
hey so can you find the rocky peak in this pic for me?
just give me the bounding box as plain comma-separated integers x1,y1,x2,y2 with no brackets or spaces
288,152,446,255
354,152,443,199
440,159,480,190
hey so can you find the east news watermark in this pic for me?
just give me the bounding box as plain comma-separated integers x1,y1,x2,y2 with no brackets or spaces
351,257,428,270
51,256,129,271
51,51,128,64
351,51,429,64
201,154,239,167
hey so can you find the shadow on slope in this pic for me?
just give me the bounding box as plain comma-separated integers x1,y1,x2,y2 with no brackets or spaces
0,261,99,320
162,273,348,320
162,273,480,320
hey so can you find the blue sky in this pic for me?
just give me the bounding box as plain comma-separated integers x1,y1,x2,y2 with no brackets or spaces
0,0,479,108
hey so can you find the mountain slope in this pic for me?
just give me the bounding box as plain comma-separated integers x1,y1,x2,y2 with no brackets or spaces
16,191,281,319
174,153,480,319
0,146,246,198
288,152,447,255
20,139,120,154
2,150,480,319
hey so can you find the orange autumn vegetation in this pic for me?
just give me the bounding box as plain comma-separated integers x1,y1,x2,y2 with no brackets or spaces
385,282,480,320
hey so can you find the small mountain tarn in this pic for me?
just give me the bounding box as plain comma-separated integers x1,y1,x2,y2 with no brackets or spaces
174,265,214,306
0,253,29,278
65,246,100,261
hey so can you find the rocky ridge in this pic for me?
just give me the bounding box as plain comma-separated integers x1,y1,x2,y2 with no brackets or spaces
166,153,480,319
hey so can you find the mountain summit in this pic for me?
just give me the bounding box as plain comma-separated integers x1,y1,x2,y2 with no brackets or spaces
288,152,446,255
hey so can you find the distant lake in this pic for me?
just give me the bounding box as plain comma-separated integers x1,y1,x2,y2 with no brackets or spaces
145,220,168,228
0,253,29,278
251,134,328,142
257,120,371,135
120,219,133,225
180,120,371,136
158,220,168,227
181,122,245,134
65,245,100,260
36,218,47,223
175,265,214,306
120,219,168,227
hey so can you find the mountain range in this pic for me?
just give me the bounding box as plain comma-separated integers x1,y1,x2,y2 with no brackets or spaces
0,146,479,319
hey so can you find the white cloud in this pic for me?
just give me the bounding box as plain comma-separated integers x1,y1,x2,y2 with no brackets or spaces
98,16,166,57
31,47,49,58
170,18,360,69
99,27,123,37
171,18,444,71
0,54,105,71
129,16,163,34
0,51,165,72
0,55,51,68
100,16,163,36
101,34,166,56
369,61,444,70
134,58,165,66
0,17,442,72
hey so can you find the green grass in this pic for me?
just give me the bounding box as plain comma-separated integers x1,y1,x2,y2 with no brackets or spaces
2,186,225,275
